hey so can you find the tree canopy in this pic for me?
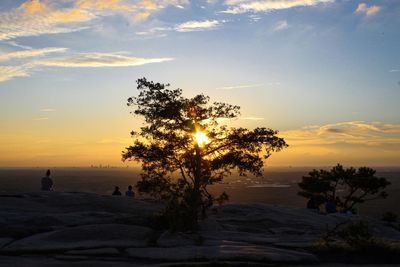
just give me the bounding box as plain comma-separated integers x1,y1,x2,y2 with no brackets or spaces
298,164,390,212
122,78,287,230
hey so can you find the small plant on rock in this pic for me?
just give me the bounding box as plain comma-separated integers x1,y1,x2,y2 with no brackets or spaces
317,220,400,263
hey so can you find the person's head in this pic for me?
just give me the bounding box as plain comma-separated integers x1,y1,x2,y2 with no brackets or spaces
115,186,119,191
46,169,51,177
128,185,132,191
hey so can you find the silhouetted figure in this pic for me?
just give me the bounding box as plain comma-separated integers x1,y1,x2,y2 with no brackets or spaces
325,196,337,213
335,196,342,212
202,194,213,218
125,185,135,197
345,206,358,215
41,169,53,191
306,196,319,210
112,186,121,196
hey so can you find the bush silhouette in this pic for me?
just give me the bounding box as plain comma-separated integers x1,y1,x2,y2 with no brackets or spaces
298,164,390,213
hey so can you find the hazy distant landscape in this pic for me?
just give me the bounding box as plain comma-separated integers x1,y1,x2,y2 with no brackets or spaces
1,167,399,218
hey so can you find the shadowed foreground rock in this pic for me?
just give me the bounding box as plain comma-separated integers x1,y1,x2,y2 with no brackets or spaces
0,192,399,266
4,224,152,252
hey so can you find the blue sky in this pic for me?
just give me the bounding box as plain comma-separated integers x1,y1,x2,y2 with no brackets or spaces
0,0,399,167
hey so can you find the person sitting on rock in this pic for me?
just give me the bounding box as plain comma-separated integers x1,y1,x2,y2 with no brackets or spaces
335,196,343,212
325,196,337,214
306,196,319,210
41,169,53,191
112,186,122,196
125,185,135,197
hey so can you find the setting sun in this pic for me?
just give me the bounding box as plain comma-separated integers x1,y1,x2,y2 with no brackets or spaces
194,131,210,147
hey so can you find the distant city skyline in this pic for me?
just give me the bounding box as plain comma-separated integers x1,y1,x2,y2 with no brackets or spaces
0,0,399,167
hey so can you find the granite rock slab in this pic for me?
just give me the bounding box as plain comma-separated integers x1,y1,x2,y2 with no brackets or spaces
126,245,318,263
3,224,153,252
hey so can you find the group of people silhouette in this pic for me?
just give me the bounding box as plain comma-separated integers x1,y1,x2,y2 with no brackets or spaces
39,169,354,212
112,185,135,197
307,195,356,214
40,169,135,198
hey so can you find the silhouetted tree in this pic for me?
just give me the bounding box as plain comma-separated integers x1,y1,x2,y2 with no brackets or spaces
122,78,287,230
298,164,390,212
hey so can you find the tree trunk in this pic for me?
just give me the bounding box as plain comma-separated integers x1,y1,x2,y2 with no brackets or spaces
191,144,202,229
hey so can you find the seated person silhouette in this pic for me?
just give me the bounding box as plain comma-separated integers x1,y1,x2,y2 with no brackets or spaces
125,185,135,197
306,196,319,210
112,186,122,196
325,196,337,213
41,169,53,191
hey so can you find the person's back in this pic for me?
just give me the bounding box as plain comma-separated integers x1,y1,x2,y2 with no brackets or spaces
307,198,316,209
325,197,337,213
125,185,135,197
112,186,122,196
41,169,53,191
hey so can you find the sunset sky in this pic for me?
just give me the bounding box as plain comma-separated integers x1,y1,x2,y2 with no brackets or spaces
0,0,399,167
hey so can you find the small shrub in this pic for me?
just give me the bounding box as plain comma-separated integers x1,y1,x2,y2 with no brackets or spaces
316,220,400,263
338,220,372,246
315,238,400,263
215,192,229,206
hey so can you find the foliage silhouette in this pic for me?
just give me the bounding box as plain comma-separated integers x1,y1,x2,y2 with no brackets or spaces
317,220,400,264
298,164,390,212
122,78,287,230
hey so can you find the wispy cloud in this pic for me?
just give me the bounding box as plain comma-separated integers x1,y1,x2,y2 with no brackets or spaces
281,121,400,146
0,19,87,41
75,0,133,12
222,0,334,14
97,137,132,144
216,83,263,90
0,1,93,41
32,53,173,68
138,19,222,36
134,11,151,21
389,69,400,73
4,41,33,50
355,3,381,16
0,47,67,62
0,66,30,82
175,20,221,32
40,108,56,112
33,117,49,121
0,51,173,82
273,20,289,31
0,0,189,41
136,26,171,36
241,116,264,120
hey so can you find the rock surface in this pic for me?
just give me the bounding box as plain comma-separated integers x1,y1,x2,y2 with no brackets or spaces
126,245,318,263
4,224,152,252
1,192,399,266
65,247,121,256
0,239,13,249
